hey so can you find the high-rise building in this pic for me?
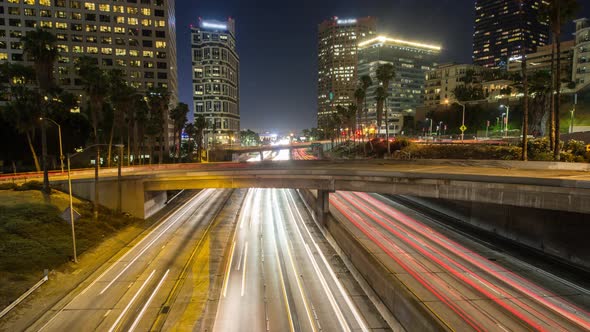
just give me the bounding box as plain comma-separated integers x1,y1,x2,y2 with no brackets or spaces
573,18,590,90
358,35,440,135
473,0,550,68
317,16,376,127
191,18,239,145
0,0,177,147
507,40,574,79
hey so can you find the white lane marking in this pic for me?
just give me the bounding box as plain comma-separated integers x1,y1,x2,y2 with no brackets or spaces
99,190,212,295
241,242,248,297
82,190,209,296
128,269,170,332
222,240,236,298
237,241,246,271
37,191,210,332
104,310,111,318
267,190,295,332
285,190,370,332
273,192,318,332
108,270,156,332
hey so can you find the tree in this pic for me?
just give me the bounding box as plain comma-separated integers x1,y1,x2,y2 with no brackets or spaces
452,85,485,102
169,102,189,162
545,0,579,160
240,129,261,146
22,28,58,194
107,69,136,167
376,64,395,154
520,0,529,161
77,56,109,219
146,87,170,164
194,115,207,162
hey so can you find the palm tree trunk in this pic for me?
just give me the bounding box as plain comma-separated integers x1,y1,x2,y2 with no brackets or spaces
385,100,390,156
26,131,41,172
521,3,529,162
107,120,115,168
553,9,562,161
41,121,50,194
549,36,556,151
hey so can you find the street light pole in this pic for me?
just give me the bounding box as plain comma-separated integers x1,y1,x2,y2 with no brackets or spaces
41,117,64,173
500,104,510,137
457,101,466,142
66,154,77,263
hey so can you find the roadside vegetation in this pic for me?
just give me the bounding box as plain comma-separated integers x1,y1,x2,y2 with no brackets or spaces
0,181,140,307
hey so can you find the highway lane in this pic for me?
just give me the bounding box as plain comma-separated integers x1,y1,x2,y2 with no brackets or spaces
331,191,590,331
214,188,373,332
31,188,233,332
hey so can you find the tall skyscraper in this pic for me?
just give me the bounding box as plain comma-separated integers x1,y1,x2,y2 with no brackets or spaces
0,0,178,147
317,16,376,127
473,0,550,68
191,18,239,146
573,18,590,90
358,35,440,134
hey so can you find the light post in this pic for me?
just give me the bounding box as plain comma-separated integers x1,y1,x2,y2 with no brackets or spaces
456,101,466,142
66,143,124,262
500,104,510,137
501,113,506,135
496,117,500,135
570,93,577,133
40,117,64,173
439,121,443,137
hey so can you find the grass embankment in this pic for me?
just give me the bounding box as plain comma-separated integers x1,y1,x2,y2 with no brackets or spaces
0,181,140,307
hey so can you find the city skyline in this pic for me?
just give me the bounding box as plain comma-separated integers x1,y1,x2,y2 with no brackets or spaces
176,0,589,133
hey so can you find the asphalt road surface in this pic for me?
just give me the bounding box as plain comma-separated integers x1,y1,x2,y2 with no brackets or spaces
30,189,232,332
331,191,590,331
213,188,376,332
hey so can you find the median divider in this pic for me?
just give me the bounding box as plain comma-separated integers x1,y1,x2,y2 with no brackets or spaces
298,189,449,332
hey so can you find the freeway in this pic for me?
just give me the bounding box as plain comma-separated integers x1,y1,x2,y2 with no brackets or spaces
29,188,233,332
331,191,590,331
214,188,379,332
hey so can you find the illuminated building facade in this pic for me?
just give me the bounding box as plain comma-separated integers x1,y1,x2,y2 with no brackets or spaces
317,16,376,127
473,0,550,68
573,18,590,90
425,63,484,106
358,36,440,135
0,0,177,147
507,40,574,79
191,18,239,145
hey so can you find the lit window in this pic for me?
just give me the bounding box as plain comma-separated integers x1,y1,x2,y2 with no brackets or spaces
24,8,35,16
24,0,34,4
99,4,110,11
141,19,152,27
156,20,165,27
73,46,83,53
85,2,95,10
101,48,112,55
0,53,8,61
113,6,124,13
116,16,125,24
129,50,139,57
8,0,20,3
143,50,154,58
114,27,125,34
127,7,138,15
141,8,151,15
40,21,52,28
116,49,126,56
100,26,111,32
128,18,138,25
39,0,50,5
56,22,67,29
87,47,98,54
155,41,166,49
130,60,141,67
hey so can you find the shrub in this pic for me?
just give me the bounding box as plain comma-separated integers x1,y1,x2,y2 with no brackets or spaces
0,183,18,191
391,137,412,151
16,181,44,191
564,139,587,157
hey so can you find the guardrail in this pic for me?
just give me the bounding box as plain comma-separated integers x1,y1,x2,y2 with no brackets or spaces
0,273,48,320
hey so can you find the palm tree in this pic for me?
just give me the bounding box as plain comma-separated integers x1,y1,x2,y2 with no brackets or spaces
77,56,109,220
146,87,170,164
354,87,365,151
376,64,395,154
184,122,197,161
194,115,207,162
375,86,387,131
107,69,134,167
546,0,579,160
132,96,149,165
22,28,58,194
360,75,372,138
169,102,189,163
0,63,41,171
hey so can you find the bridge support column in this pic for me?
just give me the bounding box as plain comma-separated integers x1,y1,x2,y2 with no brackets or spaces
316,190,330,225
260,150,264,161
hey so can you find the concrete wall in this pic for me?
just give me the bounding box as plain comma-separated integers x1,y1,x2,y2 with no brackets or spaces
298,189,449,331
409,197,590,271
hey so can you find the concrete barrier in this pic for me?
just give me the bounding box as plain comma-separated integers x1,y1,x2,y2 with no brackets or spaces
299,189,449,331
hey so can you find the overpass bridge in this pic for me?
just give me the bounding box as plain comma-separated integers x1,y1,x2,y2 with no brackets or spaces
39,159,590,221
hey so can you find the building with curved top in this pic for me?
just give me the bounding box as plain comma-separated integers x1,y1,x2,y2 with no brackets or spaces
573,18,590,91
191,18,239,145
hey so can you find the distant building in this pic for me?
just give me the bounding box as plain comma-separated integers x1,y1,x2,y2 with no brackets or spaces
425,63,484,106
473,0,550,69
357,35,440,135
573,18,590,91
507,40,574,80
191,18,240,145
317,16,376,127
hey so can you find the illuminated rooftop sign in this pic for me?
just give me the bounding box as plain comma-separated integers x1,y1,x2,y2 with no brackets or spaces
358,35,441,51
201,21,227,30
337,18,357,25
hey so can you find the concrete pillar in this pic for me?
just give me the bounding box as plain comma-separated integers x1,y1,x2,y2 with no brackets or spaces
260,150,264,161
316,190,330,225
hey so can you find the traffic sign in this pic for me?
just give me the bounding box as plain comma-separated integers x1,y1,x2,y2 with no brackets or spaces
586,144,590,152
460,125,467,132
61,207,81,224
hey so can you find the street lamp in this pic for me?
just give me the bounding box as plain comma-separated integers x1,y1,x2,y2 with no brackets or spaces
500,104,510,137
501,113,506,134
40,117,64,173
456,101,466,142
66,143,124,262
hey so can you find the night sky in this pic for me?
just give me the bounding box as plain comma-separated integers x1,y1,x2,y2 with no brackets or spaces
175,0,590,134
